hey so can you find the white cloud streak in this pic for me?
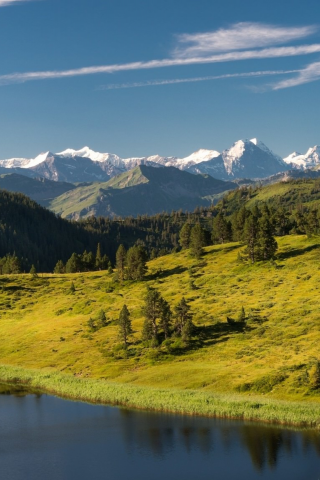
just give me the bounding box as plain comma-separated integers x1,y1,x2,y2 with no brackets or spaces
0,0,32,6
174,23,318,58
1,44,320,85
273,61,320,89
98,69,301,90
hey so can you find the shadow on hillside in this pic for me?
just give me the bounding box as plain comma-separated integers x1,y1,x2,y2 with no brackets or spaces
146,266,187,281
277,243,320,261
195,321,252,347
205,244,240,255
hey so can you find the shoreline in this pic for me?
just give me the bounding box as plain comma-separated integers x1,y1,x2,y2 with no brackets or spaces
1,364,320,429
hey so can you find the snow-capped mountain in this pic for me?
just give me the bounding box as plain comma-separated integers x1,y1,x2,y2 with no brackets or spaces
283,146,320,169
187,139,287,180
0,139,316,183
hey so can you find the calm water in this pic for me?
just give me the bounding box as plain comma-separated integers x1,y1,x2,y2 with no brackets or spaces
1,384,320,480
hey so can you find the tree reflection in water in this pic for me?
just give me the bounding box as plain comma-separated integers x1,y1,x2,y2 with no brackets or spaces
119,408,320,471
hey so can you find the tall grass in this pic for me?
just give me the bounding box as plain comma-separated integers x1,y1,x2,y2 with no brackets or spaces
1,364,320,428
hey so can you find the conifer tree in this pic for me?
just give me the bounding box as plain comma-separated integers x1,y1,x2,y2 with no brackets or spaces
97,309,107,328
257,216,278,261
30,264,38,278
95,243,102,270
108,261,113,274
65,253,81,273
159,297,172,339
212,212,232,244
126,245,147,281
189,224,206,260
118,304,132,347
142,287,162,344
243,215,259,264
174,297,193,340
179,223,191,249
116,244,127,282
54,260,65,274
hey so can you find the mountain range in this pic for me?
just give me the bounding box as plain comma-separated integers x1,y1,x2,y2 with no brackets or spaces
0,139,319,184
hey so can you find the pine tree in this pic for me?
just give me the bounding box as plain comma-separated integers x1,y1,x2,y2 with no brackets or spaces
95,243,102,270
243,215,259,264
256,215,278,261
126,245,147,281
212,212,232,244
118,304,132,347
174,297,193,340
65,253,81,273
30,264,38,278
142,287,162,344
108,261,113,274
116,244,127,282
179,223,191,249
189,224,206,260
159,297,172,339
54,260,65,274
97,309,107,327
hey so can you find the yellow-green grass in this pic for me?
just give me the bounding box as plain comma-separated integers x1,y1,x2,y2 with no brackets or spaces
1,364,320,427
2,235,320,424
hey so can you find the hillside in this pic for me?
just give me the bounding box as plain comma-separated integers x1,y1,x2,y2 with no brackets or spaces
0,173,76,206
220,178,320,215
49,165,236,219
1,234,320,404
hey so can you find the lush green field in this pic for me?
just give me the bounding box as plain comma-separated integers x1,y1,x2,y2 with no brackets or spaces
1,234,320,423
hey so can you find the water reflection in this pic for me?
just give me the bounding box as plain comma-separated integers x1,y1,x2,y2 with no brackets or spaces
1,384,320,479
118,407,320,472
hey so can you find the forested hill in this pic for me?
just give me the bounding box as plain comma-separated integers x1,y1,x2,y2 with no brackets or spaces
0,190,201,271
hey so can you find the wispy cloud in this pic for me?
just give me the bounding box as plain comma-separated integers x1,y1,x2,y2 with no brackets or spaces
1,44,320,86
98,69,301,90
0,0,32,6
173,23,318,58
273,61,320,89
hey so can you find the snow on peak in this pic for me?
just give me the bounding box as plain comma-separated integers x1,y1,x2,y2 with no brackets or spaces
179,149,220,165
284,145,320,169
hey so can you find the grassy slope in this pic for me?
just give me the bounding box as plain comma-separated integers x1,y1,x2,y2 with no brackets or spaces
1,235,320,409
223,179,320,214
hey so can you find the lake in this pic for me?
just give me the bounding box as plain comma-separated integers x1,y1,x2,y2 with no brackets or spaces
1,383,319,480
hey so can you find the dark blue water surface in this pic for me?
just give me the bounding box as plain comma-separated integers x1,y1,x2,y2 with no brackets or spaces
1,384,320,480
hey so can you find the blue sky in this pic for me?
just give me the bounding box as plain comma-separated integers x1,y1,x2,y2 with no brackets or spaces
0,0,320,159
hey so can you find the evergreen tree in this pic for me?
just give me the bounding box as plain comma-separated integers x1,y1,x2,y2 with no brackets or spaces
95,243,102,270
118,304,132,347
174,297,193,340
126,245,147,281
142,287,162,344
97,309,107,328
54,260,65,274
179,223,191,249
212,212,232,244
30,264,38,278
189,224,206,259
108,261,113,274
65,253,81,273
256,216,278,261
116,244,127,282
81,250,95,271
243,215,259,263
233,206,249,241
159,297,172,339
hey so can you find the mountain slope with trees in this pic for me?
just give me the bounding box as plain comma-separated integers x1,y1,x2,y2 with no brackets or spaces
49,165,236,219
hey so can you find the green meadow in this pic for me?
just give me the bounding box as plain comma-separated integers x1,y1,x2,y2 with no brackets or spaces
1,234,320,425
